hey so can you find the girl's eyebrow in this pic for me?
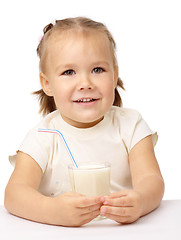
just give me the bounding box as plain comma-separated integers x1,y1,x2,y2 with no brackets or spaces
91,61,110,66
55,64,77,71
55,61,110,71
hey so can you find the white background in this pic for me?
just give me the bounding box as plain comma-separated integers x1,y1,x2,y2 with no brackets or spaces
0,0,181,204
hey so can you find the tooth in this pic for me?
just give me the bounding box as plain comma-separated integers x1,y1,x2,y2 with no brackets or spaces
76,98,94,102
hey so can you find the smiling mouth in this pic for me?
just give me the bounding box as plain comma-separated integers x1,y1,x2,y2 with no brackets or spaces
73,98,98,103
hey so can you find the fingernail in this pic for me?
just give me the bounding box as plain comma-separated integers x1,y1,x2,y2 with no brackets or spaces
104,200,108,205
100,197,105,202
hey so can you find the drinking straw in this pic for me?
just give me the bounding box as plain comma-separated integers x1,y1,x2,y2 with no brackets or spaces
38,128,78,168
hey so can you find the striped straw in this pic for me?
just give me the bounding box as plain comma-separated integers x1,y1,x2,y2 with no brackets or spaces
38,128,78,168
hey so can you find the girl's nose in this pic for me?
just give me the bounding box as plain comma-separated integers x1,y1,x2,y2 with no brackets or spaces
77,74,93,90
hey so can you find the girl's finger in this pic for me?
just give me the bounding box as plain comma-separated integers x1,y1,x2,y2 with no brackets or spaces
77,196,101,208
80,202,102,215
100,205,132,217
102,212,132,224
80,209,100,224
107,190,130,198
104,196,133,207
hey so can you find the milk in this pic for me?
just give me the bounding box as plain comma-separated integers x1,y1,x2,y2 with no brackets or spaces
68,163,110,196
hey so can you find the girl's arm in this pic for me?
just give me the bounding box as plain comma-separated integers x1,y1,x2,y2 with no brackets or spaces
128,135,164,216
4,151,102,226
100,135,165,223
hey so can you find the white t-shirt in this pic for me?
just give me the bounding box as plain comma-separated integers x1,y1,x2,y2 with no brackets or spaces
9,106,157,197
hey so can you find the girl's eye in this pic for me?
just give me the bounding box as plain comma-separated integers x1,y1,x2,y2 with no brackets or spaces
62,69,75,76
92,67,105,74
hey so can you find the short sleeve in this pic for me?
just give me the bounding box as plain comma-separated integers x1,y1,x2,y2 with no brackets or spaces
9,127,52,172
130,114,158,151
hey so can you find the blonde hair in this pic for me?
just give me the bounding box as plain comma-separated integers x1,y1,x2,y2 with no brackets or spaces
34,17,124,115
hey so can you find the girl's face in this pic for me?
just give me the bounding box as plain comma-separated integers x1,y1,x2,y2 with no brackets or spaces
40,30,118,128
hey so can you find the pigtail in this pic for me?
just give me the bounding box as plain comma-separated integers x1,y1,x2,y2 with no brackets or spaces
43,23,54,34
113,77,125,107
33,89,56,116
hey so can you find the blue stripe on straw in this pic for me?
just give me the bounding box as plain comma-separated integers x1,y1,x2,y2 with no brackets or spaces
38,128,78,168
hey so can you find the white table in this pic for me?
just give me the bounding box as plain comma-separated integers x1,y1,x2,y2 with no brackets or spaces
0,200,180,240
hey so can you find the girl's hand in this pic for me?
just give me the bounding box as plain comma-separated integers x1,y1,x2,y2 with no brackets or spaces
100,190,143,224
47,192,102,227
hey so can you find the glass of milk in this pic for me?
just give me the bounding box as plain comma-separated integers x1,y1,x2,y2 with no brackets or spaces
68,162,110,220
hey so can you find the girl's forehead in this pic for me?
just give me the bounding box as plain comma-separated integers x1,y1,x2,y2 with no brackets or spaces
48,29,111,52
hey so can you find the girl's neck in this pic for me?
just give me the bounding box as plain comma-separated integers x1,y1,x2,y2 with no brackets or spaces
61,115,104,129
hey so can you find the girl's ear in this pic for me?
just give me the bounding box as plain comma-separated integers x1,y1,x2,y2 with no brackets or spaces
40,73,53,96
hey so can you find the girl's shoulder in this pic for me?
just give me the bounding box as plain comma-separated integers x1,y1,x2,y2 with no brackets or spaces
109,106,142,125
35,110,60,129
22,110,61,149
108,106,157,151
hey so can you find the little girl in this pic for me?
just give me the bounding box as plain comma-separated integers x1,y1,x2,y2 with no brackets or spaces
5,17,164,227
